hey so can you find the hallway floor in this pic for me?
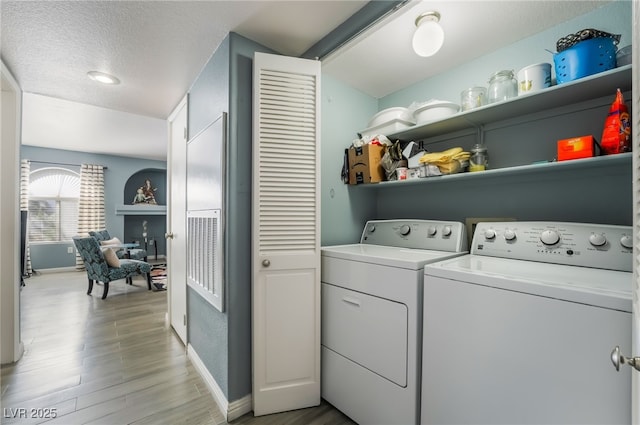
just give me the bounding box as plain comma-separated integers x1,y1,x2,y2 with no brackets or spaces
1,270,354,425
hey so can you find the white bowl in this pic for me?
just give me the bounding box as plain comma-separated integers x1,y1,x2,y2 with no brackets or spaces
413,101,459,125
360,118,415,138
367,107,414,128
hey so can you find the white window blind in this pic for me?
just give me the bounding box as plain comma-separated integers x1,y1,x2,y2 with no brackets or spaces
28,168,80,242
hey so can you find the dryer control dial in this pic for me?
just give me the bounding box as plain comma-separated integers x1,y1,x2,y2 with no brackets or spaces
589,233,607,247
504,229,517,241
427,226,437,236
442,225,452,237
620,235,633,249
540,229,560,246
484,229,496,240
399,224,411,236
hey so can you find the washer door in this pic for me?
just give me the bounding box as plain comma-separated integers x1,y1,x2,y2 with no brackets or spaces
322,283,408,387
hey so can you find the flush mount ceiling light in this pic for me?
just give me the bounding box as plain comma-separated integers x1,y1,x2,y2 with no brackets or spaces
87,71,120,85
412,11,444,57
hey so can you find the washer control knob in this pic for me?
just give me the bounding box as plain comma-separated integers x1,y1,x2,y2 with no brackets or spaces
367,224,376,233
427,226,437,237
589,233,607,247
442,225,452,237
484,229,496,240
540,230,560,246
620,235,633,249
399,224,411,236
504,229,516,241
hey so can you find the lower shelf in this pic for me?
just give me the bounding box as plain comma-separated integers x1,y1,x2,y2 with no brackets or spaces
352,152,632,189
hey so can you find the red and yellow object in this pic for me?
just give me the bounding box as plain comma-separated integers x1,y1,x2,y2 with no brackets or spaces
557,135,597,161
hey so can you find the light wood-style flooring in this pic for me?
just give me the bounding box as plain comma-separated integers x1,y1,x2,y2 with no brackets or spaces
1,270,355,425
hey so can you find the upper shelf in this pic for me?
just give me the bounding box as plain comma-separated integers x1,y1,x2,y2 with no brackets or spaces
115,204,167,216
387,65,632,142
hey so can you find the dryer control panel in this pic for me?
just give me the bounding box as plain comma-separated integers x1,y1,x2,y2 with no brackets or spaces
360,219,467,253
471,221,632,272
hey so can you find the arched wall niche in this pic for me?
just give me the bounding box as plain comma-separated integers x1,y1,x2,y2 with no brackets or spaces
120,167,167,260
124,168,167,206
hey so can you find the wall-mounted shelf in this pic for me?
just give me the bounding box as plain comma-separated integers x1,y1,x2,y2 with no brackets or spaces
353,153,632,189
115,204,167,216
387,65,632,142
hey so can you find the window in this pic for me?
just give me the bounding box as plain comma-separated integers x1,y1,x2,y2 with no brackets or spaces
28,168,80,242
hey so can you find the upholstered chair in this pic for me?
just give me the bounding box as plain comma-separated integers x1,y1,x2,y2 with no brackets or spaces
73,236,152,299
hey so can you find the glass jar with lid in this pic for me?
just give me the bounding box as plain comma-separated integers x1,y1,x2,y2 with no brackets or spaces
469,144,488,172
487,70,517,104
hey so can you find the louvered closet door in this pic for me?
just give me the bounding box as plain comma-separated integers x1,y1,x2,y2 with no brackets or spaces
252,52,321,416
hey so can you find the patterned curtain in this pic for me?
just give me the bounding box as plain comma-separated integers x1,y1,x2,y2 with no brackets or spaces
76,164,105,270
20,159,32,277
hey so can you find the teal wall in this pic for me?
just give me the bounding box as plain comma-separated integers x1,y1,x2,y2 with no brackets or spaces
186,32,275,402
186,35,231,399
20,145,166,270
320,75,378,245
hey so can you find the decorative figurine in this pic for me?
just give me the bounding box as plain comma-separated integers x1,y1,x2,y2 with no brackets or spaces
133,178,158,205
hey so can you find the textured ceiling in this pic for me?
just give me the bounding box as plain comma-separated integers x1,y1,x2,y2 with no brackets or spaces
1,1,367,119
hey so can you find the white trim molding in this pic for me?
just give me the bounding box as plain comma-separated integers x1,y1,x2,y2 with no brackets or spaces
187,343,252,421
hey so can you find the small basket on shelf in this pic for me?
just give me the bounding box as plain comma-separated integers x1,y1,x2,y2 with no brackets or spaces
553,37,617,84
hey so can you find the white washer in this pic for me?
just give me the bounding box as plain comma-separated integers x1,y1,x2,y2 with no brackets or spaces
422,221,633,425
321,219,468,425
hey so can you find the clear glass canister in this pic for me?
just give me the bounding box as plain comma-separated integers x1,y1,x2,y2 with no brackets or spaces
469,144,488,172
460,86,487,111
487,70,517,104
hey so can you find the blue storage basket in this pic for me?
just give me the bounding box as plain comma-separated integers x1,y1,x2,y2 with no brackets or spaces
553,37,617,84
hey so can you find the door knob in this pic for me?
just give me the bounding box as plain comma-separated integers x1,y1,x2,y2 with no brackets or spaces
262,259,271,267
610,345,640,372
165,232,174,239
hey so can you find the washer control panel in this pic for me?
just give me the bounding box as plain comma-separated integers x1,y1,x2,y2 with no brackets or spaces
471,221,632,272
360,219,467,253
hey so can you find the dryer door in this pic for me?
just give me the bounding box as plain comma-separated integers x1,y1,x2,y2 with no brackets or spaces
322,283,408,386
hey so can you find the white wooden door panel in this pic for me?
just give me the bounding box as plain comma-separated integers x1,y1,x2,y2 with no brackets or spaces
167,95,188,345
252,52,321,416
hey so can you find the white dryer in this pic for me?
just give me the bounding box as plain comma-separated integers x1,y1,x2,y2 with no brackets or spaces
321,219,468,425
422,221,633,425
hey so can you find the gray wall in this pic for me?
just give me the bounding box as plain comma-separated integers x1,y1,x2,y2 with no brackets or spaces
186,32,275,402
21,145,166,270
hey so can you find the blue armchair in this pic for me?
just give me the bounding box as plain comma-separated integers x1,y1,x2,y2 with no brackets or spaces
73,236,152,299
89,229,148,261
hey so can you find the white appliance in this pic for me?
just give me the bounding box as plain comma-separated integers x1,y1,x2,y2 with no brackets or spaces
422,221,633,425
321,219,468,425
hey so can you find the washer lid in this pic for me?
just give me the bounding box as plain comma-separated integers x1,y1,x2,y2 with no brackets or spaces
321,243,467,270
425,255,632,312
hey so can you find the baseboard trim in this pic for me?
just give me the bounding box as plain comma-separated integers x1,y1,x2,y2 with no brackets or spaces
33,266,76,274
228,393,252,421
187,344,252,421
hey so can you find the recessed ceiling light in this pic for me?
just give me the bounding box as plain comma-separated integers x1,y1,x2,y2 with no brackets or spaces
87,71,120,85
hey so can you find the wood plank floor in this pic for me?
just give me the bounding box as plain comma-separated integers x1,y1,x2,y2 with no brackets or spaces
1,270,355,425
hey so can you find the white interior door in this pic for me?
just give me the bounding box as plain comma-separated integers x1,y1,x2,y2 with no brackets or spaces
167,95,188,345
252,52,321,416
